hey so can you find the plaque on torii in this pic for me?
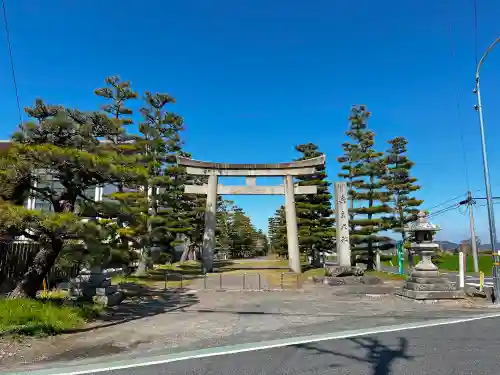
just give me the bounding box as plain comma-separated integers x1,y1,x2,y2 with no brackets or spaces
177,156,326,274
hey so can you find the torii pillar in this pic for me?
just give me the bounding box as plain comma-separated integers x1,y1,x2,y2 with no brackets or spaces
177,156,326,274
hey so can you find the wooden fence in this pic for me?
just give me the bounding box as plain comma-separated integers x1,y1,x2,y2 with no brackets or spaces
0,241,80,294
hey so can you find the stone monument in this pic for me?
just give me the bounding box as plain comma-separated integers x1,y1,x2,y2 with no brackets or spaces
396,211,464,300
334,182,351,267
177,156,325,274
68,267,124,307
323,181,366,279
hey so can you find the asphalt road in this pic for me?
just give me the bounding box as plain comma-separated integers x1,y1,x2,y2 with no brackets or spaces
106,316,500,375
18,314,500,375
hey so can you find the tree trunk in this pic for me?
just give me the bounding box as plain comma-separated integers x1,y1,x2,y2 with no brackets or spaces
8,239,63,299
366,175,375,271
133,249,149,276
180,238,192,263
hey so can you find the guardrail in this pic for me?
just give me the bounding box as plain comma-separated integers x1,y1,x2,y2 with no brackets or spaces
162,270,304,292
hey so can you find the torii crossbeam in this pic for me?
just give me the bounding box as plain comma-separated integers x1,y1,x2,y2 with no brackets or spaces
177,156,326,274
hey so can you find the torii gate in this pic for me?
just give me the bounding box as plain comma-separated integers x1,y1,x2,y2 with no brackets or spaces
177,156,326,274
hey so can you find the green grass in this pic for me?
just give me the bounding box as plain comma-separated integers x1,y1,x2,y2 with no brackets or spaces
112,265,195,288
435,254,493,275
384,254,494,275
0,298,101,336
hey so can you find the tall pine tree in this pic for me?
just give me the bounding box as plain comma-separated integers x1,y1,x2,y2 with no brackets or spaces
139,92,192,258
94,75,138,144
268,206,287,257
383,136,423,242
294,143,335,266
340,105,392,270
93,76,140,266
1,99,145,298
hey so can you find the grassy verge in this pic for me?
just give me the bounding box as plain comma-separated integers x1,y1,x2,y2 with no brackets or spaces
0,298,101,336
112,262,199,289
436,254,493,275
384,254,494,275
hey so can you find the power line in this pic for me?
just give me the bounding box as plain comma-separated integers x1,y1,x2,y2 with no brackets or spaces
443,0,471,190
429,202,461,218
473,0,480,67
427,193,466,212
1,0,22,125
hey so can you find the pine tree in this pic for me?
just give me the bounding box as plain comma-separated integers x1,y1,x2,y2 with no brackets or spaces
0,145,31,208
1,99,145,298
92,76,140,266
139,92,192,259
268,206,287,257
383,136,423,242
338,138,363,233
178,172,208,262
340,105,392,270
215,198,235,255
94,75,138,144
294,143,335,266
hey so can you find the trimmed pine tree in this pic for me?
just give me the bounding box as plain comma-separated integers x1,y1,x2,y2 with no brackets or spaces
340,105,393,270
294,143,335,266
383,136,423,242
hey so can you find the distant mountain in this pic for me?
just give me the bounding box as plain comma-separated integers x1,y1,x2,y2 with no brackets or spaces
436,241,498,252
478,243,500,251
436,241,459,251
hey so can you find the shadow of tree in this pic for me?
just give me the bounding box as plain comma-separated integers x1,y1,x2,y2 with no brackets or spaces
67,283,199,333
296,336,413,375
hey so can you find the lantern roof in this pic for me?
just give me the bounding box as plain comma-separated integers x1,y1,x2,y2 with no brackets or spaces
405,211,440,233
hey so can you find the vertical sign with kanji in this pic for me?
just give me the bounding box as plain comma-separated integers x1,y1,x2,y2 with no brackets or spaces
334,182,351,267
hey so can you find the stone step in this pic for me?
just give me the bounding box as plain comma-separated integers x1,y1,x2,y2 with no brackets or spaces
396,289,464,300
93,291,124,306
409,270,440,278
407,277,453,284
95,285,118,296
403,281,456,292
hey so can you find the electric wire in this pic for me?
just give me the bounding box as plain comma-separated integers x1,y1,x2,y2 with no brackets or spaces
429,202,461,218
473,0,480,67
427,193,466,212
1,0,22,125
443,0,471,190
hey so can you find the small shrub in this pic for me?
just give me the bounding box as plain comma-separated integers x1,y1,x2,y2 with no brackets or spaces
0,298,99,336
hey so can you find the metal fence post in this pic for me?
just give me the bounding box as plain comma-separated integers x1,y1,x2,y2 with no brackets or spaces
296,274,300,289
180,274,183,289
204,274,207,289
258,273,261,291
164,270,168,291
219,273,223,290
280,273,284,290
243,273,246,290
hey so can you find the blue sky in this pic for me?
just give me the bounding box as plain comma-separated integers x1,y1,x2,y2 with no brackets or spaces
1,0,500,242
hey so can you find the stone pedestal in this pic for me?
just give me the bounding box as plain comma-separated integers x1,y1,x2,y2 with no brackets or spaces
69,269,124,306
396,211,464,301
326,265,365,277
396,259,464,300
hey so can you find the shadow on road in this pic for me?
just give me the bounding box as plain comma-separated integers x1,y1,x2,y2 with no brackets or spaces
296,336,413,375
68,283,199,333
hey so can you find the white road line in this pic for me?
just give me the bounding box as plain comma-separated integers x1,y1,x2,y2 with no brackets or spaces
15,312,500,375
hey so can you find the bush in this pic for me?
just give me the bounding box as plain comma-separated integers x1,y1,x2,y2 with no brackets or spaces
0,298,100,336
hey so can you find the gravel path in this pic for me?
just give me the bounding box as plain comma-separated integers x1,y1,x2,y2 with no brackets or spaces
0,281,492,372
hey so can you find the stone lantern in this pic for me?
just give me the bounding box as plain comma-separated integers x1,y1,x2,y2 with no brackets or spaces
396,211,464,300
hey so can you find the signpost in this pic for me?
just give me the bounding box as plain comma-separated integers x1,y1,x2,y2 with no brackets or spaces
397,241,405,275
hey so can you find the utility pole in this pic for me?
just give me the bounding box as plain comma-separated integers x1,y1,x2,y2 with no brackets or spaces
473,35,500,304
466,191,479,273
